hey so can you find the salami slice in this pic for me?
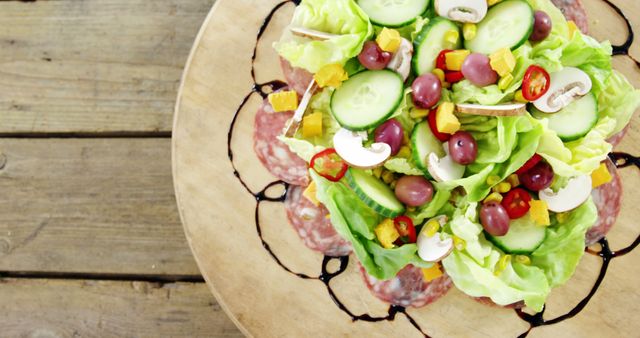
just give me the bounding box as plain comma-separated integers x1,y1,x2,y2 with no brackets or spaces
254,96,310,186
360,264,453,308
586,159,623,245
551,0,589,33
606,125,630,148
285,185,352,257
280,57,315,96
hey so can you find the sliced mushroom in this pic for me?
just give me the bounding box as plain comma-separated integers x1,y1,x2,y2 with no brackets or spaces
533,67,592,113
290,27,338,41
539,175,593,212
456,103,527,117
333,128,391,169
417,216,453,262
386,38,413,81
283,80,317,137
427,142,466,182
435,0,488,23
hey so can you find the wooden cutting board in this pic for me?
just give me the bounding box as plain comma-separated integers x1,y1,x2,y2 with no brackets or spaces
173,1,640,336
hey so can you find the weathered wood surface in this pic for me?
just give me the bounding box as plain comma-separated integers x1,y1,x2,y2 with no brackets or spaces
0,278,243,337
0,0,214,134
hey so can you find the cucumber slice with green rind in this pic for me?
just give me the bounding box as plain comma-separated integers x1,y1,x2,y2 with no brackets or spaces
413,17,461,76
357,0,430,28
465,0,534,54
345,168,406,218
411,121,445,178
530,92,598,142
330,70,404,131
486,215,546,254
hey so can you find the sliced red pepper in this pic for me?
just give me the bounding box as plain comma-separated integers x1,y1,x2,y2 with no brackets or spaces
522,65,551,101
436,49,453,70
516,154,543,175
501,188,532,219
393,216,417,244
310,148,348,182
428,109,451,142
445,71,465,84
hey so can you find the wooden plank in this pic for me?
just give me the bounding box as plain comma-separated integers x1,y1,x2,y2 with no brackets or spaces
0,0,215,134
0,278,243,337
0,138,200,276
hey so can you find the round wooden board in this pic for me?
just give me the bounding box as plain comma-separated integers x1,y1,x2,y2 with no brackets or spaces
173,1,640,336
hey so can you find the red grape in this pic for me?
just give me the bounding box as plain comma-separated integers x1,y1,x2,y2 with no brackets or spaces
374,119,404,156
530,11,552,42
519,161,554,191
412,74,442,109
358,41,392,70
394,176,434,207
461,53,498,87
449,131,478,165
480,202,511,236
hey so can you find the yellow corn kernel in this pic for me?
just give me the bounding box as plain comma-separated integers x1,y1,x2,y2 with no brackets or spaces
403,131,411,145
382,170,395,184
267,90,298,112
498,73,514,90
410,107,430,119
567,20,579,39
453,236,466,251
489,47,516,77
432,68,446,84
302,111,323,138
445,50,471,72
397,146,412,159
514,90,529,103
463,23,477,41
515,255,531,265
375,219,400,249
506,174,520,188
372,166,383,179
423,219,441,237
376,28,402,53
591,162,612,188
484,192,504,204
302,181,319,206
529,200,551,226
422,264,443,282
486,175,502,186
487,0,503,6
314,64,349,89
444,29,460,46
494,254,512,276
556,212,570,224
493,182,512,194
436,102,460,134
407,206,416,213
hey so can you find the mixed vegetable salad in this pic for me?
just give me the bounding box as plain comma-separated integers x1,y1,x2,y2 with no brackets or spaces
268,0,639,311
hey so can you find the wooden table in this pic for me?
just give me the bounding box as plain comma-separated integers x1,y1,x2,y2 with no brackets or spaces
0,0,242,335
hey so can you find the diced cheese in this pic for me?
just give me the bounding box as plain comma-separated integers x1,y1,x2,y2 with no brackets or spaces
376,28,402,53
567,20,579,38
436,102,460,134
489,47,516,77
529,200,550,226
422,264,443,282
463,23,477,41
302,181,319,206
302,111,323,138
314,64,349,88
445,50,471,71
375,219,400,249
591,162,612,188
267,90,298,112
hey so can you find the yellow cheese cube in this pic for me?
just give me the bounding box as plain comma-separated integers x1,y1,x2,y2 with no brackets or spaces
302,111,323,138
529,200,550,226
376,28,402,53
314,64,349,88
591,162,612,188
567,20,579,39
436,102,460,134
267,90,298,112
422,264,443,282
463,23,477,41
489,48,516,77
445,50,471,71
375,219,400,249
302,181,320,206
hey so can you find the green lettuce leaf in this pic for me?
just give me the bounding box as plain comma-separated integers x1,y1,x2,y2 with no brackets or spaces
384,158,423,175
598,70,640,136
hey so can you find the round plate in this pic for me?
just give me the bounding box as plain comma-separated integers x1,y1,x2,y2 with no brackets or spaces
173,0,640,336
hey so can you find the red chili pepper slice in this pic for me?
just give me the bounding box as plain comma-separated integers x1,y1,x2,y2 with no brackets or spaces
436,49,453,71
428,109,451,142
516,154,543,175
522,65,551,101
393,216,417,244
501,188,532,219
445,71,465,84
310,148,348,182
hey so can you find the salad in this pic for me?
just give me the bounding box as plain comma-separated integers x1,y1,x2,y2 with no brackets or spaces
258,0,639,312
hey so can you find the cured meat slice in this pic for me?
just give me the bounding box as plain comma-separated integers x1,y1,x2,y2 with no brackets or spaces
586,159,622,245
606,125,630,148
280,57,315,96
360,264,453,308
285,185,352,257
551,0,589,33
254,95,309,186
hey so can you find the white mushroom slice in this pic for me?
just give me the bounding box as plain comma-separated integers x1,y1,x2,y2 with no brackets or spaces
435,0,488,23
417,217,453,262
386,38,413,81
290,27,338,41
533,67,592,113
427,142,466,182
539,175,593,212
456,103,527,117
333,128,391,169
283,80,317,137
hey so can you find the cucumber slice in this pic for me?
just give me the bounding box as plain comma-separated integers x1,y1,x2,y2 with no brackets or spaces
411,121,445,177
486,215,546,255
330,70,404,131
413,17,461,76
345,168,406,218
530,92,598,142
357,0,430,28
465,0,534,54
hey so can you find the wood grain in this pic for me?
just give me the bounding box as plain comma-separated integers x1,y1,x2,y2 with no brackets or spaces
0,138,200,276
0,278,243,337
0,0,214,134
